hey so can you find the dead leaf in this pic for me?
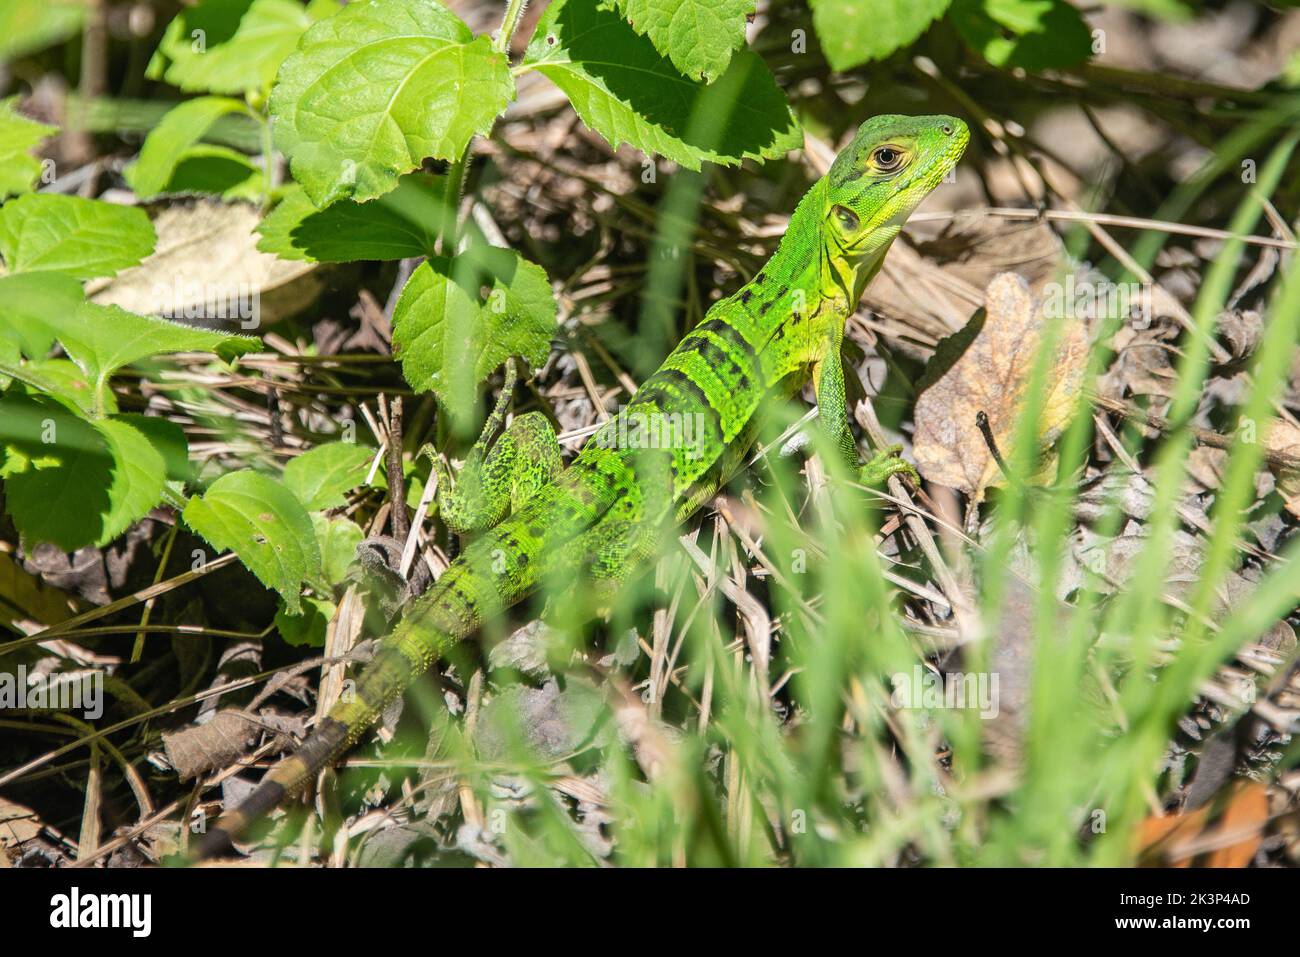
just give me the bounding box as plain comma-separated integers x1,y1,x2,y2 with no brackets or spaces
163,709,296,781
1264,419,1300,518
88,200,319,329
475,679,608,762
1137,780,1269,867
0,798,43,857
913,272,1088,498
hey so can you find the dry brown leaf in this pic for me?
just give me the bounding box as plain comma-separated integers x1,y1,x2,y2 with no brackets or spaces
913,272,1088,499
1264,419,1300,518
88,200,319,328
0,797,43,858
1137,781,1269,867
163,709,278,781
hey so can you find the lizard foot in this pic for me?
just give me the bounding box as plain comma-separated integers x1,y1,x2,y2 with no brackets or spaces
858,444,919,487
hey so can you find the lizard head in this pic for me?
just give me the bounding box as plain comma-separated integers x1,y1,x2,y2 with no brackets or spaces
823,114,969,271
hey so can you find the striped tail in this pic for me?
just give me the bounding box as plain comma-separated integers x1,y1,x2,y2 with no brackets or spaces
192,561,484,861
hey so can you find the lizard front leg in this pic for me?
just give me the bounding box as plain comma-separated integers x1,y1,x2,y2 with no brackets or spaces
813,326,919,487
421,359,564,536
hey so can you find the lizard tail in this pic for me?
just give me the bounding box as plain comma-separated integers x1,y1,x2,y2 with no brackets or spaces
192,562,484,861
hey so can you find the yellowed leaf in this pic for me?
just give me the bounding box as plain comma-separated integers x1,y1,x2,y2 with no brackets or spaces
1264,419,1300,518
0,797,42,857
87,200,319,328
912,272,1087,498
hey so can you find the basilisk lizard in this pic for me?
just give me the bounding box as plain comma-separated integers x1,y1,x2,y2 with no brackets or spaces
195,113,969,859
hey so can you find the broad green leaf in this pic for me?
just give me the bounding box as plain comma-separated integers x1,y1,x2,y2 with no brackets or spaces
274,594,335,646
810,0,950,70
24,301,260,412
6,358,106,417
163,145,266,201
522,0,800,170
0,272,87,358
949,0,1092,71
124,96,251,199
183,469,321,613
121,414,192,483
283,440,374,510
0,98,57,199
147,0,325,96
313,512,364,585
392,247,557,427
0,339,22,390
257,176,446,262
614,0,754,83
0,194,156,280
271,0,514,207
0,0,85,60
0,398,175,549
94,417,170,543
1,396,113,549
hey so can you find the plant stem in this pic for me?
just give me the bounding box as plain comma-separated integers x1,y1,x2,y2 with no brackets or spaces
439,155,468,255
493,0,530,55
131,521,179,663
440,0,529,253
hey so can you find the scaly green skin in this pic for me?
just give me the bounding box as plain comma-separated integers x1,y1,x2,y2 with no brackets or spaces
195,114,969,860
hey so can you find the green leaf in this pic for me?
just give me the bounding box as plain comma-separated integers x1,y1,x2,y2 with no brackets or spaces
0,97,57,199
25,301,260,410
0,194,156,280
183,469,321,613
11,358,106,417
270,0,514,207
283,440,374,510
0,272,87,358
147,0,323,96
124,96,252,199
613,0,754,83
0,398,176,549
810,0,950,70
0,396,112,549
94,417,170,544
121,414,192,483
163,145,267,201
522,0,800,170
274,594,335,646
392,247,557,428
1287,49,1300,88
0,0,85,60
257,176,446,262
313,512,363,585
949,0,1093,71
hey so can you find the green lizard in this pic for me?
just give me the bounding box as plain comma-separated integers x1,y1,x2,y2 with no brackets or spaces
195,113,969,860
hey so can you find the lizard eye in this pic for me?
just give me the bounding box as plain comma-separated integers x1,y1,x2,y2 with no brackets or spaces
872,146,903,171
833,205,859,231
